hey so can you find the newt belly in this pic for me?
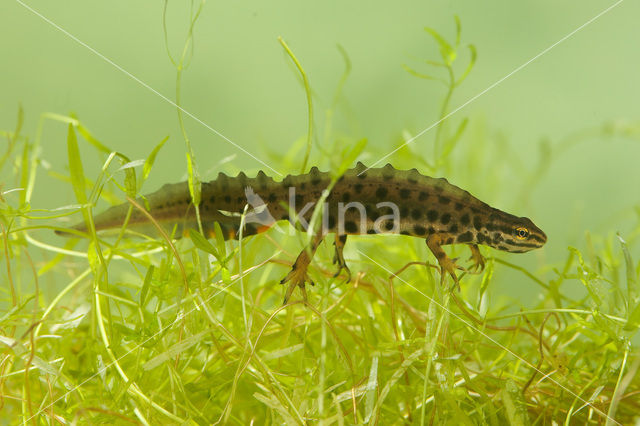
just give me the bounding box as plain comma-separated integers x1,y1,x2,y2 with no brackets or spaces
58,162,547,302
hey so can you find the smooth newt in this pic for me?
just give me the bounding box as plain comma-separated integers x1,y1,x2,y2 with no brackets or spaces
58,162,547,302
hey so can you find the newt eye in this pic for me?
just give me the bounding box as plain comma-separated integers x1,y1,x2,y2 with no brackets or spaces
515,227,529,240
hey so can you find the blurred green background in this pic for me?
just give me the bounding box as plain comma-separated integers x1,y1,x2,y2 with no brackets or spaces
1,1,639,299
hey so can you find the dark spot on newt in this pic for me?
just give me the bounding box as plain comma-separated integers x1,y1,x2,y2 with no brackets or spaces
449,224,458,233
438,196,450,205
458,231,474,243
342,192,351,203
440,213,451,225
427,210,439,222
414,225,427,236
365,204,377,218
400,188,411,199
354,183,364,193
460,214,470,225
345,221,358,233
411,209,422,220
376,187,388,198
419,191,429,201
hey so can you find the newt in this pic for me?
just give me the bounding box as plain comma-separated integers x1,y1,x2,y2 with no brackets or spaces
58,162,547,302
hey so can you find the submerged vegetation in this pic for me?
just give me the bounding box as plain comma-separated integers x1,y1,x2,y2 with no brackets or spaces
2,9,640,426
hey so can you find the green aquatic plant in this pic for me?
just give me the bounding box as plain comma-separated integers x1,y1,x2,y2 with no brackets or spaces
1,14,640,426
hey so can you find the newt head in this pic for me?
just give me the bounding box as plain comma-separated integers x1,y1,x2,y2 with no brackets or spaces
488,214,547,253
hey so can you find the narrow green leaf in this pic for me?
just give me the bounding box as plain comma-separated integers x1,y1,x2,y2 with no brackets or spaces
455,44,477,87
41,112,79,126
117,159,145,171
189,229,219,257
278,36,313,174
617,233,639,304
478,257,494,310
87,241,99,271
143,135,169,181
424,27,455,65
363,356,378,423
124,170,137,198
337,138,367,177
67,124,87,205
76,124,112,155
569,246,606,306
502,379,529,426
402,64,439,81
143,329,210,371
186,152,201,205
211,221,231,283
624,302,640,332
213,222,227,260
454,15,462,47
140,265,155,307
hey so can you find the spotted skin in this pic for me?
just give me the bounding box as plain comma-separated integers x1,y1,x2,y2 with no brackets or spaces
58,162,547,302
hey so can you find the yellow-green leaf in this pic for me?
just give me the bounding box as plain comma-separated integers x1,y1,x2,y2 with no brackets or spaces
143,136,169,181
190,229,219,258
67,124,87,205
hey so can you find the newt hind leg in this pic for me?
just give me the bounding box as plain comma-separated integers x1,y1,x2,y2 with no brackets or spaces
280,233,324,304
332,234,351,281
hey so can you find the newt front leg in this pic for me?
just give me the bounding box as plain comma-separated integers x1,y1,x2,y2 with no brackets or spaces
467,244,485,273
280,233,325,304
